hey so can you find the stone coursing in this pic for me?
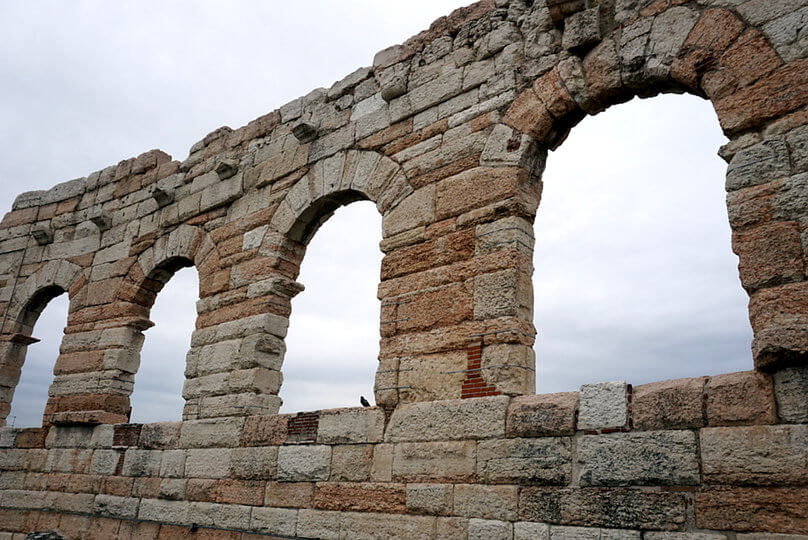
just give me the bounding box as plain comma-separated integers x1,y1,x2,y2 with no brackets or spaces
1,0,807,537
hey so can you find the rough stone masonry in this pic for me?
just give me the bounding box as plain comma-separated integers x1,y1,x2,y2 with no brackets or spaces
0,0,807,537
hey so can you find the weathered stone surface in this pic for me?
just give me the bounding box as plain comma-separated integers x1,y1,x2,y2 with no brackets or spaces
632,377,706,430
701,425,808,486
469,518,513,540
514,521,550,540
578,382,629,430
576,431,700,486
520,487,687,530
773,366,808,423
696,487,808,534
644,534,725,540
406,483,453,516
385,396,508,442
277,445,331,482
706,371,778,426
454,484,518,521
506,392,578,437
392,441,476,483
317,407,384,444
313,481,406,514
329,444,372,482
250,506,298,537
339,510,436,539
477,437,571,485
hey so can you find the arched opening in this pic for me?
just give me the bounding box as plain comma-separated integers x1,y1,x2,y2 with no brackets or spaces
533,93,753,392
129,258,199,423
280,200,382,412
5,288,69,427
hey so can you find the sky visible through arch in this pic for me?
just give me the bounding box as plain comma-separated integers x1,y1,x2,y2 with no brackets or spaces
1,1,752,426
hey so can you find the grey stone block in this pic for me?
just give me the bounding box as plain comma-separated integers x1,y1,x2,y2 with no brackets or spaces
277,445,331,482
577,431,699,486
477,437,571,485
578,382,629,430
774,366,808,423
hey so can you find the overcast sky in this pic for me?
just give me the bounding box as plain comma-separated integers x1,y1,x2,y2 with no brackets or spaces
1,1,753,427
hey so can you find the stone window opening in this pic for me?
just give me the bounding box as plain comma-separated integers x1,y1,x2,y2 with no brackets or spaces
532,93,753,393
280,199,382,413
3,286,68,427
129,261,199,424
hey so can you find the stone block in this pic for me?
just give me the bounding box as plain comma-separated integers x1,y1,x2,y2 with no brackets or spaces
265,482,314,508
250,506,299,537
371,443,393,482
382,185,435,237
184,448,232,478
437,516,470,540
392,441,476,483
385,396,508,442
159,449,186,478
179,417,244,448
455,484,518,521
330,444,372,482
562,7,602,53
406,483,453,516
696,487,808,534
187,501,251,529
577,431,700,486
645,534,726,540
138,498,189,523
514,522,551,540
506,392,578,437
316,407,384,444
230,446,278,480
701,425,808,486
706,371,778,426
90,449,121,475
94,494,139,519
469,518,514,540
297,508,341,540
121,449,162,477
138,422,181,450
578,382,629,430
632,377,707,430
339,511,437,539
477,437,571,485
773,366,808,423
520,488,687,530
241,414,288,446
277,445,331,482
314,482,407,514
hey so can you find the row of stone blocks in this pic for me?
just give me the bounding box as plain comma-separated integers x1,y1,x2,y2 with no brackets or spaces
0,369,806,536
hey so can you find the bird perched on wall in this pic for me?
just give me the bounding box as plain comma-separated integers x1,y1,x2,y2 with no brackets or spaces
360,396,370,407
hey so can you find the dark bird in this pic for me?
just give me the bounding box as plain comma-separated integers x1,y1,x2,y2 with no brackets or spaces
360,396,371,407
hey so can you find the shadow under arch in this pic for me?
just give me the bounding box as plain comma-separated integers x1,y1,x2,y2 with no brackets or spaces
499,3,806,372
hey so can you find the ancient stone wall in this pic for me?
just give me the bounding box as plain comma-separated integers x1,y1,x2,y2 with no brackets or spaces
1,0,806,537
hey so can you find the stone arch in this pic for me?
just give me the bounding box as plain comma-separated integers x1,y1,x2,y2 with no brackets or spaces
0,259,83,426
497,3,807,372
267,149,429,409
270,149,413,244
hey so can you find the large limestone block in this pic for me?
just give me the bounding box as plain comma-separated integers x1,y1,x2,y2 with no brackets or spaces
385,396,508,442
576,431,700,486
454,484,518,521
317,407,384,444
277,445,332,482
406,483,453,516
695,486,808,534
632,377,707,430
477,437,572,485
313,482,406,514
773,366,808,423
578,382,629,430
506,392,578,437
250,506,299,537
520,487,687,530
701,425,808,486
392,441,476,483
339,511,437,540
185,448,232,479
469,518,514,540
179,417,244,448
330,444,373,482
705,371,778,426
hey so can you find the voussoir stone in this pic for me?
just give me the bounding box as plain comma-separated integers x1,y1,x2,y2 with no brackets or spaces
385,396,509,442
